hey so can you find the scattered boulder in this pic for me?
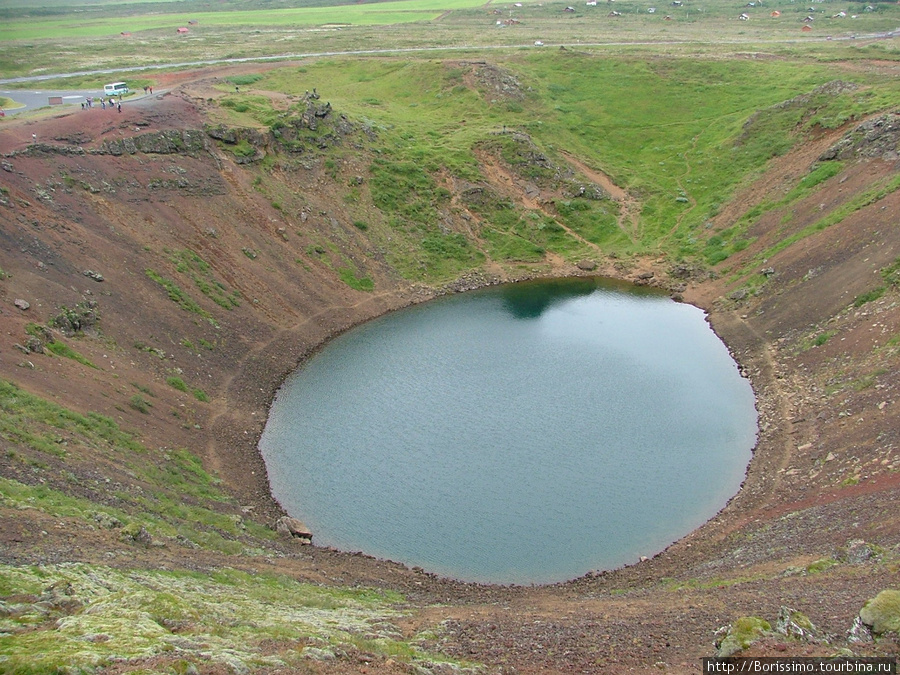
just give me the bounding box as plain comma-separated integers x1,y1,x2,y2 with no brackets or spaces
841,539,878,564
576,259,597,271
774,606,821,642
848,615,874,643
24,336,44,354
275,516,313,543
120,522,153,546
51,300,99,336
14,299,30,311
859,589,900,635
715,616,772,657
92,511,123,529
669,262,709,281
83,270,104,282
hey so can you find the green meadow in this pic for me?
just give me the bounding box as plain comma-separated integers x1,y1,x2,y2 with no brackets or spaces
215,49,899,279
0,0,487,40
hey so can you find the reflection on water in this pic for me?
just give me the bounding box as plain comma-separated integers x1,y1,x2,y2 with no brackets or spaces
499,277,660,319
260,278,757,585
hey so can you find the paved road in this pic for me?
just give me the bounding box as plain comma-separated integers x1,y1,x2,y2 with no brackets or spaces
0,88,108,116
0,88,162,116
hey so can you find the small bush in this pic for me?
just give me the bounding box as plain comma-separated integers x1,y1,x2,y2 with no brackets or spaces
129,395,151,414
192,389,209,403
881,257,900,287
853,287,885,307
51,301,100,336
231,140,255,158
166,377,188,392
813,331,835,347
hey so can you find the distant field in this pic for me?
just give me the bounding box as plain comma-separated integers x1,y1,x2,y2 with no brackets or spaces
0,0,491,40
0,0,898,82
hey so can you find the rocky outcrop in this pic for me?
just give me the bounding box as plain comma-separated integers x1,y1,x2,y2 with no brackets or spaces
93,129,208,156
819,113,900,162
205,125,268,148
8,143,86,158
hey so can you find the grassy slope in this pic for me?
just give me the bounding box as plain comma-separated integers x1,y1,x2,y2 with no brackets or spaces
242,52,899,277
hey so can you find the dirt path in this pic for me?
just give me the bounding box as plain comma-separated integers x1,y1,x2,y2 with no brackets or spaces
478,151,609,256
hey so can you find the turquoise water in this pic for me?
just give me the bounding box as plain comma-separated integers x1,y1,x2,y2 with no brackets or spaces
259,278,757,585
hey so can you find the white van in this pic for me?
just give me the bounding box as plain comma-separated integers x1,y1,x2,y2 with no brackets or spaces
103,82,128,96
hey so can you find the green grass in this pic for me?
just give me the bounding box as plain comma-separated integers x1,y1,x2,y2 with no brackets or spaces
1,0,898,85
339,267,375,292
44,340,98,369
167,249,241,310
854,287,886,308
166,376,188,392
145,268,215,322
257,53,890,273
0,3,459,40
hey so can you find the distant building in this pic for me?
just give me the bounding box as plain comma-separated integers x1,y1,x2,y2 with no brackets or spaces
177,27,190,34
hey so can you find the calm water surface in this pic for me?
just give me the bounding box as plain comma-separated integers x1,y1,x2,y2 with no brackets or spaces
260,278,757,584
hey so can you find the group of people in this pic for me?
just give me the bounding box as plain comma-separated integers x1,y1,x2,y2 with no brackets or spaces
78,87,153,113
81,97,122,113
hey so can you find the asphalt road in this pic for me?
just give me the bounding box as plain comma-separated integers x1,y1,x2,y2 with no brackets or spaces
0,87,165,116
0,88,108,115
